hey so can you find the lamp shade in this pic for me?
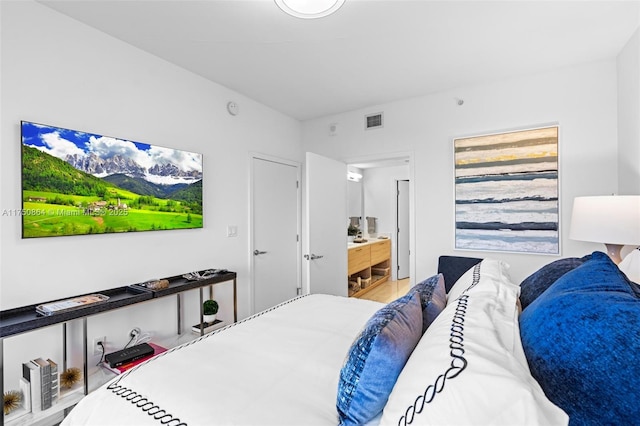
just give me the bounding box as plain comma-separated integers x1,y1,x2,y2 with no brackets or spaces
569,196,640,246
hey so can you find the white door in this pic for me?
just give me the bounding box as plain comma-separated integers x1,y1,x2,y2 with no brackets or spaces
304,152,347,296
397,180,410,279
252,156,301,313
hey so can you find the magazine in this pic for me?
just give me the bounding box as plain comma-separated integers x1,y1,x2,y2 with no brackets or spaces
36,294,109,316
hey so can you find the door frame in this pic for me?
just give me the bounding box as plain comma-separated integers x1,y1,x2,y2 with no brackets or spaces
345,151,416,287
396,179,410,280
249,152,302,315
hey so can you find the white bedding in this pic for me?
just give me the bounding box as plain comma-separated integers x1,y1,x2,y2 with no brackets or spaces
63,266,567,426
62,294,383,426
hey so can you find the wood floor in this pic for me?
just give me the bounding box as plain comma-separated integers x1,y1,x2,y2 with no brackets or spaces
356,278,411,304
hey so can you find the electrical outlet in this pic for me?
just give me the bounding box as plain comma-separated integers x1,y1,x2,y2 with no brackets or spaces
93,336,106,356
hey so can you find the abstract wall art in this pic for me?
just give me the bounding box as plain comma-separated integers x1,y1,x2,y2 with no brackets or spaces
453,126,559,254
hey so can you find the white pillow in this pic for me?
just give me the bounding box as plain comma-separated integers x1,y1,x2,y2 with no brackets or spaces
445,257,511,304
380,260,568,426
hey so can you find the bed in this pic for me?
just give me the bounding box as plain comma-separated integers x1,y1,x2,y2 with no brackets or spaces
62,252,640,425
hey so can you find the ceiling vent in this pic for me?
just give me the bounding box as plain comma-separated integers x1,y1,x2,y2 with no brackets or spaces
365,112,384,130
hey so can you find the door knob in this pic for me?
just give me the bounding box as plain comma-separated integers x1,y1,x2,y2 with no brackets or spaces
253,250,267,256
304,253,324,260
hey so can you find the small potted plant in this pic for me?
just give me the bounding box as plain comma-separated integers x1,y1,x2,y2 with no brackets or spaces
203,299,219,323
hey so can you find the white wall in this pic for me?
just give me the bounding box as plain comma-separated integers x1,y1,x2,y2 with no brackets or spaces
1,1,302,390
303,61,621,285
617,27,640,195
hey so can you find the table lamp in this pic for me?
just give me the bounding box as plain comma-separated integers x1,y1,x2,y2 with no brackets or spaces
569,195,640,264
619,247,640,283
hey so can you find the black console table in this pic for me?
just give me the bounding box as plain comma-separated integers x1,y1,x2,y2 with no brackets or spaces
128,271,238,335
0,270,236,425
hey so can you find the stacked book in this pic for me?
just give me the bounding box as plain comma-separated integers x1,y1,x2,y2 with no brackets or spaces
22,358,59,413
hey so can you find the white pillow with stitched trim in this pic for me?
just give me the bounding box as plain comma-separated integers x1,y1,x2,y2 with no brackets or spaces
445,257,511,304
380,260,568,426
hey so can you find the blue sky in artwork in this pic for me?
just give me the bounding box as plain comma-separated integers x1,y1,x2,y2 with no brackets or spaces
20,121,201,177
22,121,152,154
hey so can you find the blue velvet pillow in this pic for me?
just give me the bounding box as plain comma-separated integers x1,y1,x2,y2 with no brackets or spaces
519,255,591,309
337,292,422,425
520,251,640,425
409,273,447,333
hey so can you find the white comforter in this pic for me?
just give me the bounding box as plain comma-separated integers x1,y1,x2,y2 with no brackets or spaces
62,294,383,426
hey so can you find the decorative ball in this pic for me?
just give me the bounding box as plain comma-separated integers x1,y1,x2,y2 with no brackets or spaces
60,367,82,389
145,279,169,290
3,390,22,415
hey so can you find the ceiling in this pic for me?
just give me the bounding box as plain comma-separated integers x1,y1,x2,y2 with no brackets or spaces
39,0,640,121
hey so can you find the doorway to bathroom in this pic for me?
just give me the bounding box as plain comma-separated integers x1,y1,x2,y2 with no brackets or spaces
347,154,414,286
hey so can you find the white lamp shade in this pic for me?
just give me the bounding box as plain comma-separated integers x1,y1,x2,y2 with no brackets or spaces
569,195,640,245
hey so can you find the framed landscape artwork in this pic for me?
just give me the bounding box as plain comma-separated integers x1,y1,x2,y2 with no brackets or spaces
21,121,203,238
454,126,559,255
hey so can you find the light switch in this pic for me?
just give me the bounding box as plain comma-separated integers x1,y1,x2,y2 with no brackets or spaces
227,226,238,237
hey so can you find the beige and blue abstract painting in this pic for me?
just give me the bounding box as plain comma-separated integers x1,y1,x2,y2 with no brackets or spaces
454,126,559,254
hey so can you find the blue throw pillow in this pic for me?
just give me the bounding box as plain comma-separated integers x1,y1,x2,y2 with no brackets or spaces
409,274,447,333
519,255,591,309
337,292,422,425
520,251,640,425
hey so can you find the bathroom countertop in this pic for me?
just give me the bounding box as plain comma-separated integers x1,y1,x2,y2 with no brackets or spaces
348,237,389,249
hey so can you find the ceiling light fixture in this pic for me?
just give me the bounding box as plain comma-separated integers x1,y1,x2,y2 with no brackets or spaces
275,0,345,19
347,171,362,182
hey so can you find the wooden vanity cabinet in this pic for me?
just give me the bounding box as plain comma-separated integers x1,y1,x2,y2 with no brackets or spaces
347,239,391,297
348,245,370,276
370,239,391,265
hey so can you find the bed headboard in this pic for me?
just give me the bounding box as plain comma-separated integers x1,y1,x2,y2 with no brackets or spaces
437,255,483,292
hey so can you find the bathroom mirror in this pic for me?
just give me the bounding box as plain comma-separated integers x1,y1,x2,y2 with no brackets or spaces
347,179,363,231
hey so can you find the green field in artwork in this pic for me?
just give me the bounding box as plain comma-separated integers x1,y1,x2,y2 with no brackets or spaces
22,192,203,238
